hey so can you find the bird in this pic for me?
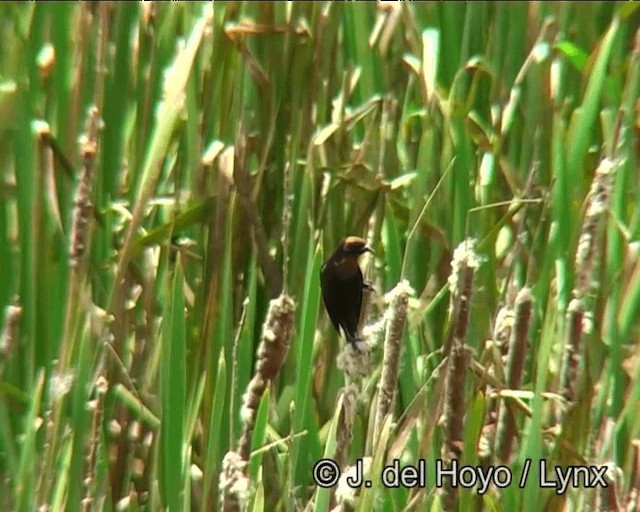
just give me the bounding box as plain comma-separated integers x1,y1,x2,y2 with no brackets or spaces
320,236,372,349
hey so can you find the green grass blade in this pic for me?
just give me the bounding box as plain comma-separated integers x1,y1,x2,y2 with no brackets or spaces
160,261,187,510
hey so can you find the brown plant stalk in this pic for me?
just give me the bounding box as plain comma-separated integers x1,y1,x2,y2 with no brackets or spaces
494,287,534,463
220,293,295,512
559,158,616,406
373,280,411,441
439,238,480,512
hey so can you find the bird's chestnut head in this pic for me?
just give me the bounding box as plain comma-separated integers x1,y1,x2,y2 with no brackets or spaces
341,236,373,256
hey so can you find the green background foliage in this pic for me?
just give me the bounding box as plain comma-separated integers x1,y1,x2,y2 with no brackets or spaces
0,2,639,510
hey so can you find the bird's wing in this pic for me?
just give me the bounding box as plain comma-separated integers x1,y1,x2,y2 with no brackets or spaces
320,263,341,333
339,270,364,340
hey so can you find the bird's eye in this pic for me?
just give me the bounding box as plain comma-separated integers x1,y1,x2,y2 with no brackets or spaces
345,245,363,254
342,236,369,254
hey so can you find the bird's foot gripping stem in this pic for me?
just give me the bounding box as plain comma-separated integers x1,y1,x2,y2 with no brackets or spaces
347,336,364,353
363,282,376,294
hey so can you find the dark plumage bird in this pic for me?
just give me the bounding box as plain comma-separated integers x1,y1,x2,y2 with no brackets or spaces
320,236,372,348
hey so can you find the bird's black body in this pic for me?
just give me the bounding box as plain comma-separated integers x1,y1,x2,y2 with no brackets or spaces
320,236,371,347
321,263,364,343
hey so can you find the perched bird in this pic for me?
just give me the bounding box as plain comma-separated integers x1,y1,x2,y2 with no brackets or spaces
320,236,372,348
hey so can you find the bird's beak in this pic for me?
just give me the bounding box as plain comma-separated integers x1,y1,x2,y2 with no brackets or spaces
364,244,373,254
